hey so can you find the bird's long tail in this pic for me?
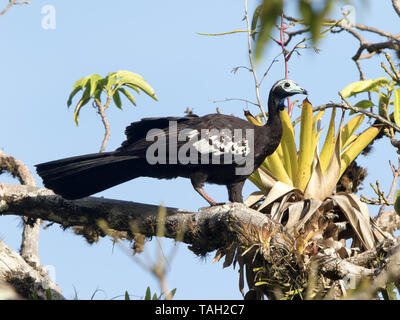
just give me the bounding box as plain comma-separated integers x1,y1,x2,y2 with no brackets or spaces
35,152,140,199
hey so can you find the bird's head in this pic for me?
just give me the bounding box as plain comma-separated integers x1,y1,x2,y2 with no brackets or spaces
270,79,308,111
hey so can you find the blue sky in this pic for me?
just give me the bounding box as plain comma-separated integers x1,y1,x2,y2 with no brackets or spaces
0,0,399,299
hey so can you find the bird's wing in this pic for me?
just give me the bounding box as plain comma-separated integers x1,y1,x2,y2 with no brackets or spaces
180,115,254,161
117,115,198,151
117,114,255,166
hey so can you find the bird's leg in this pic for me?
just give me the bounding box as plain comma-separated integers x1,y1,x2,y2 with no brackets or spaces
194,187,218,206
190,173,218,206
227,181,245,203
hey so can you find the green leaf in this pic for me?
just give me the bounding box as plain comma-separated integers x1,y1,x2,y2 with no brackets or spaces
394,190,400,215
168,288,177,300
255,0,283,61
67,87,81,107
118,87,136,106
144,287,151,300
113,90,123,109
73,86,91,126
104,73,118,93
113,70,158,101
251,5,263,40
340,78,390,98
394,88,400,127
124,291,130,300
349,100,374,115
72,76,90,90
381,283,398,300
152,293,158,300
94,78,107,100
88,74,103,97
299,0,334,45
68,74,102,107
45,288,52,300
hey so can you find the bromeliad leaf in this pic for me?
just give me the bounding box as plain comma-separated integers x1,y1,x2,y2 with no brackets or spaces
295,98,314,191
341,114,364,148
340,126,380,177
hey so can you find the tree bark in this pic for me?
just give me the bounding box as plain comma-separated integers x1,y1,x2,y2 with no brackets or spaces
0,151,41,267
0,239,64,299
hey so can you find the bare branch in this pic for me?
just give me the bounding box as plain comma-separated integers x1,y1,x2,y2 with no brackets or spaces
244,0,267,121
0,183,282,254
0,0,30,18
392,0,400,18
213,97,260,107
376,159,400,217
0,151,41,267
94,97,112,153
0,239,64,299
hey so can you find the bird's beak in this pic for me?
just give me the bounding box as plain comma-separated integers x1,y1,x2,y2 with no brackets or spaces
290,83,308,96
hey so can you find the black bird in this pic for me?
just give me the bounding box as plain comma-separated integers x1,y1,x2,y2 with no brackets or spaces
36,79,307,205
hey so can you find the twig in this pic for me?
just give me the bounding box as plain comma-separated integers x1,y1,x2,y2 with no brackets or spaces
259,52,282,86
338,94,400,133
213,98,260,107
292,102,400,133
377,159,400,217
94,97,112,153
392,0,400,18
244,0,267,121
0,0,30,18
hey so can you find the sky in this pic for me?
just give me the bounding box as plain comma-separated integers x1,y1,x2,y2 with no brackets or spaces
0,0,399,300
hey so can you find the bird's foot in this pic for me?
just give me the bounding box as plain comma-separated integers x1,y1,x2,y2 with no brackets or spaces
212,202,232,206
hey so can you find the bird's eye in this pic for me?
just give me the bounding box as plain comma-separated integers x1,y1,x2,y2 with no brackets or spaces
284,82,291,88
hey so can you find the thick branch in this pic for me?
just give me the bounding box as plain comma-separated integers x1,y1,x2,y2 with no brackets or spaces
0,239,63,299
3,183,400,297
0,183,280,254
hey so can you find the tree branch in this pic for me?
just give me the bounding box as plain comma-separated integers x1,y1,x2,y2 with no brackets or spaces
94,97,112,153
0,0,30,18
392,0,400,18
2,183,400,298
0,183,281,254
0,151,41,267
0,239,64,299
244,0,267,121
